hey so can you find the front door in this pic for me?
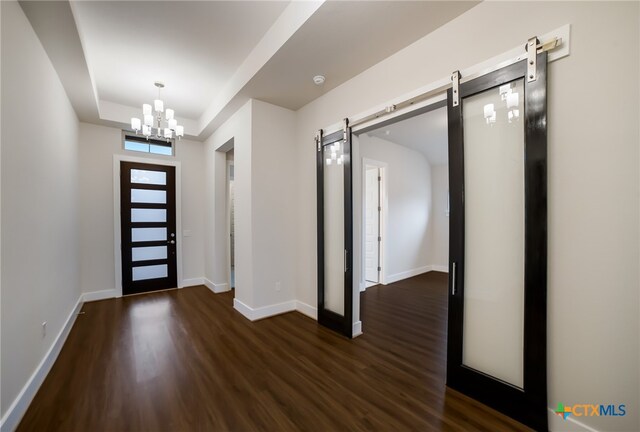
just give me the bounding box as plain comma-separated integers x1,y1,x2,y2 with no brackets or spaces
120,161,177,295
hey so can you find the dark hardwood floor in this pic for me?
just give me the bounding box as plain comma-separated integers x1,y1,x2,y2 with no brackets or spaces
18,272,530,431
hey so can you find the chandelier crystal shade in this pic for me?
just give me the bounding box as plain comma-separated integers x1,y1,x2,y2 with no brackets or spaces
131,82,184,140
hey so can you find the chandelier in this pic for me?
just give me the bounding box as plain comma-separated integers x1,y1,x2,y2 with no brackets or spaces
130,82,184,140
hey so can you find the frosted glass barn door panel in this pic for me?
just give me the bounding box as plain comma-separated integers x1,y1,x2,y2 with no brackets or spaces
317,125,353,338
323,140,345,316
446,52,548,431
462,79,525,387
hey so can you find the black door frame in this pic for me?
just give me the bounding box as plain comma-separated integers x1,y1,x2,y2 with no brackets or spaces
120,161,178,295
446,52,548,431
317,123,354,338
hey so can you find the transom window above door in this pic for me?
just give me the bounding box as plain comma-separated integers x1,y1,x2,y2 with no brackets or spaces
123,133,174,156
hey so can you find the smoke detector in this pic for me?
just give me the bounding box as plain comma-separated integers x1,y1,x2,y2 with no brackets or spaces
313,75,326,85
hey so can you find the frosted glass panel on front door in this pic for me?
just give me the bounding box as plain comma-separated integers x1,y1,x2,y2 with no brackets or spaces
132,264,168,281
131,208,167,223
131,189,166,204
131,227,167,242
131,169,167,185
132,246,167,262
462,79,525,388
323,141,345,316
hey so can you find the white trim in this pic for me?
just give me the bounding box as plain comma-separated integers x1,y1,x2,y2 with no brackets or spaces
431,265,448,273
204,278,230,294
386,265,433,284
83,289,117,302
547,408,600,432
181,278,204,287
233,298,296,321
0,296,83,432
113,155,183,297
352,320,363,338
360,158,388,290
295,301,317,320
323,24,571,136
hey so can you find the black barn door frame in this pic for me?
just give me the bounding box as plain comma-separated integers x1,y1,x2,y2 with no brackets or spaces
316,120,354,338
446,51,548,431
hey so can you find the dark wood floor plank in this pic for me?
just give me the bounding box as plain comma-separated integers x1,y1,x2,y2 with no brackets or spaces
17,272,530,431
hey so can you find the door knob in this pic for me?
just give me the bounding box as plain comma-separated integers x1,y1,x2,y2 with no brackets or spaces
168,240,175,244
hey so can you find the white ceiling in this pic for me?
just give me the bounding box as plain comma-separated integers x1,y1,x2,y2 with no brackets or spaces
367,106,448,166
21,1,479,139
240,1,479,111
71,0,290,119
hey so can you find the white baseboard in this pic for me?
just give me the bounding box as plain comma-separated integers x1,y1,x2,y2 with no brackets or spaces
82,289,116,302
204,278,230,294
0,296,83,432
181,277,204,287
295,301,317,320
548,407,600,431
430,265,449,273
352,320,363,337
386,265,432,284
233,298,296,321
385,265,451,284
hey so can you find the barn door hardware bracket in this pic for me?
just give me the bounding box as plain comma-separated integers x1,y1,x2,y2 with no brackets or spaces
315,130,322,152
451,70,461,107
526,36,540,82
342,118,349,141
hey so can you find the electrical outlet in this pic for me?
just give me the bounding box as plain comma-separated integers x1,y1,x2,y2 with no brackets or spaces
275,281,281,292
41,322,47,338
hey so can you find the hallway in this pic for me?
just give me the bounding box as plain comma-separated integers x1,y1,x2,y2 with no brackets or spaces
18,275,528,431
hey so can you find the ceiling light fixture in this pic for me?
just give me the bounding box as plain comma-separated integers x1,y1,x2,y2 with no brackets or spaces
131,82,184,141
325,140,344,166
313,75,326,85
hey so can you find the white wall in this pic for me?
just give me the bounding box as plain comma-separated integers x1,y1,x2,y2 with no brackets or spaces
429,165,448,270
358,134,432,282
78,122,205,295
250,100,297,308
204,100,252,301
294,2,639,431
204,99,297,313
1,0,80,419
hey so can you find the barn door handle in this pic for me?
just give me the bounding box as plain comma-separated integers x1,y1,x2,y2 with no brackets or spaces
451,262,457,295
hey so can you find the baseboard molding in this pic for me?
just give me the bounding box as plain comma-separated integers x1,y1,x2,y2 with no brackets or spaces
430,265,449,273
295,301,317,320
181,277,204,288
233,298,296,321
352,320,363,338
82,289,117,302
547,407,600,432
386,265,432,284
204,278,230,294
0,296,83,432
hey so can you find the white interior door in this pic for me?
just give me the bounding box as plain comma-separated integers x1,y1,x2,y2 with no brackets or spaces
364,166,379,283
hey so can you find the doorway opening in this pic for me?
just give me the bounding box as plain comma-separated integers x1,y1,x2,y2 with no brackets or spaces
227,150,235,290
362,160,386,290
213,137,235,295
353,102,450,392
355,103,449,299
